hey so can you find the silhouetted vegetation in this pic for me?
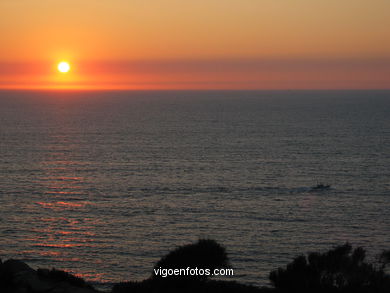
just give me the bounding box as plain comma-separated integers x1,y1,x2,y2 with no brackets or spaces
0,259,96,293
2,241,390,293
379,250,390,270
113,239,252,292
153,239,230,280
269,243,390,293
113,278,264,293
0,258,11,292
37,268,93,289
113,279,153,293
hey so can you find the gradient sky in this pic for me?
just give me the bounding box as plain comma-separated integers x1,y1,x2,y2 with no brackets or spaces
1,0,389,89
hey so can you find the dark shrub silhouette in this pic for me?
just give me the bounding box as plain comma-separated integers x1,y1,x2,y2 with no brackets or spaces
113,279,153,293
0,259,10,292
269,243,390,293
152,239,230,282
379,250,390,270
37,268,93,289
113,239,265,293
112,279,265,293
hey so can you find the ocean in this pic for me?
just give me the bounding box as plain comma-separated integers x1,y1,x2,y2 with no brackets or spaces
0,90,389,288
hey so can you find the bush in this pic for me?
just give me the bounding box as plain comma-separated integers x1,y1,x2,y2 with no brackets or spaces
113,239,233,292
152,239,230,282
379,250,390,270
112,279,153,293
37,268,92,289
269,243,390,293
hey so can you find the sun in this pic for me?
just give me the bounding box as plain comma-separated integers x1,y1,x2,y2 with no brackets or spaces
57,61,71,73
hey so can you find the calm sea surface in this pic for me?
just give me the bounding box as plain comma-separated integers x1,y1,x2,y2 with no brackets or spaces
1,90,389,288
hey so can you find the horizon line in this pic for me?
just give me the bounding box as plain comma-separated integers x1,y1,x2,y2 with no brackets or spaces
1,88,390,92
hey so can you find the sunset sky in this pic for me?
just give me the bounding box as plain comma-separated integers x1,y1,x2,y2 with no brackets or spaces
1,0,389,90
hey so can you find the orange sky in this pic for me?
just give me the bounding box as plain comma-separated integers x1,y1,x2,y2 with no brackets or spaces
1,0,389,90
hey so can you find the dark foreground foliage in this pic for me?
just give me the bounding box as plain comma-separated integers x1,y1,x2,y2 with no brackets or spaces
37,268,93,289
113,279,267,293
113,239,266,292
0,259,96,293
155,239,230,270
153,239,230,280
114,241,390,293
270,243,390,293
2,240,390,293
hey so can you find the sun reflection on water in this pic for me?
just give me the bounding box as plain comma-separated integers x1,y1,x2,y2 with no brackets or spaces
19,126,108,281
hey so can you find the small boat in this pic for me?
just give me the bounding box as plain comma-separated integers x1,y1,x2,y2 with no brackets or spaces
311,183,331,190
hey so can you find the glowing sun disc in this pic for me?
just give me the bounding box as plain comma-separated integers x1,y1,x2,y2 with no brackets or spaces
58,61,70,73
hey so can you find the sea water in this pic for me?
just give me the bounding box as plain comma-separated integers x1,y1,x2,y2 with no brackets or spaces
0,90,389,287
